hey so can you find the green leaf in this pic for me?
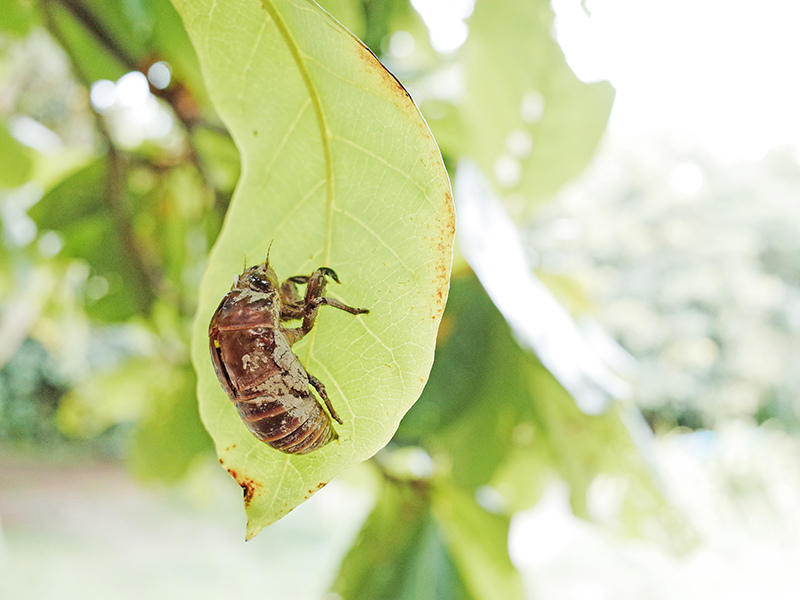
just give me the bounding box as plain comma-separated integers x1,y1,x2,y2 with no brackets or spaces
0,0,35,37
175,0,454,536
454,0,615,213
403,271,678,538
333,476,524,600
129,365,213,482
45,2,130,83
0,122,33,188
333,478,471,600
396,274,494,443
399,273,542,494
29,159,144,321
432,482,525,600
144,0,209,105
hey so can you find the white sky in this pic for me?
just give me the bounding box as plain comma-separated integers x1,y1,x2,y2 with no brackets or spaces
552,0,800,161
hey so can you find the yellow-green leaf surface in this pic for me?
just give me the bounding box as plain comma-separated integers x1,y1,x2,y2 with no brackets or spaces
174,0,454,536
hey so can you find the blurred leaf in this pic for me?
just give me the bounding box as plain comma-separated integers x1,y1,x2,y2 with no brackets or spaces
455,0,615,213
129,364,213,482
403,271,675,536
29,159,143,321
175,0,454,536
144,0,209,106
432,482,524,600
45,2,130,83
358,0,415,55
57,357,163,438
0,338,66,442
396,274,493,442
0,0,34,36
57,356,213,483
0,122,34,188
29,160,106,227
400,273,540,493
192,128,240,194
333,478,472,600
334,475,523,600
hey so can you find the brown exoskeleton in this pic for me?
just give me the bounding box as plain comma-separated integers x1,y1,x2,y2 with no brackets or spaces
208,257,369,454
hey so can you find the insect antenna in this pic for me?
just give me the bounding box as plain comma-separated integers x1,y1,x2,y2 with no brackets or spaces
265,240,274,267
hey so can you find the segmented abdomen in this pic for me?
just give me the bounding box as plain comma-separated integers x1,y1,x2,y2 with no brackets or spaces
208,319,338,454
235,393,336,454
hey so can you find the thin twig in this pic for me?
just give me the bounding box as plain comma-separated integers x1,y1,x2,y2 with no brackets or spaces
50,0,232,216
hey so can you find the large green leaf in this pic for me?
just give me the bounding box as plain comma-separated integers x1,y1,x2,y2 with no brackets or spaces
333,476,524,600
175,0,453,536
432,482,524,600
333,479,471,600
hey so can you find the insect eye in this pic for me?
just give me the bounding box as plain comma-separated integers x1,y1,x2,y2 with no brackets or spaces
248,273,272,292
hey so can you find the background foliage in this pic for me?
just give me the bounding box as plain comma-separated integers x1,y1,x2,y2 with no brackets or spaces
0,0,743,597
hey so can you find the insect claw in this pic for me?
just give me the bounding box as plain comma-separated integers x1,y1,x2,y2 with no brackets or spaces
320,267,340,284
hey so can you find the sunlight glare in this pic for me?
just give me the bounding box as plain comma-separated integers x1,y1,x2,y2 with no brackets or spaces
147,61,172,90
552,0,800,161
90,79,117,111
411,0,474,53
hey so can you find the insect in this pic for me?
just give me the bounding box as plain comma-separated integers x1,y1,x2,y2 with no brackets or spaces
208,256,369,454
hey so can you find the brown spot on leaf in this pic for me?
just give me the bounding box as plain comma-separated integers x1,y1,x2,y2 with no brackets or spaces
221,462,261,506
353,38,418,112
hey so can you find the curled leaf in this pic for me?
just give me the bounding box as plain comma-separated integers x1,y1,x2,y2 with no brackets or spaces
175,0,454,536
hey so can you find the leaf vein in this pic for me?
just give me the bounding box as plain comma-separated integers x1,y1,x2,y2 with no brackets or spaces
333,207,412,271
330,135,436,208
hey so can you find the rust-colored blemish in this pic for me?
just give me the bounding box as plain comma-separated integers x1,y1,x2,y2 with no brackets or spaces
221,460,261,506
353,38,418,110
317,481,327,490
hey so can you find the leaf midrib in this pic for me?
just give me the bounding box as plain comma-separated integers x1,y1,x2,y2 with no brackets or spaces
261,0,334,264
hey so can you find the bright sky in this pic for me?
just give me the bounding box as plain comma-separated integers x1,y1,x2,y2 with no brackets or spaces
552,0,800,161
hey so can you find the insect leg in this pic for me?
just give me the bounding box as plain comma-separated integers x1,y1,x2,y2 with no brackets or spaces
308,296,370,315
307,371,344,424
301,268,368,330
283,268,368,344
279,276,307,321
281,276,308,303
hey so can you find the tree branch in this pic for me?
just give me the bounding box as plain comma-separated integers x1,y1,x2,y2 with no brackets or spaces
48,0,232,216
41,0,161,314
